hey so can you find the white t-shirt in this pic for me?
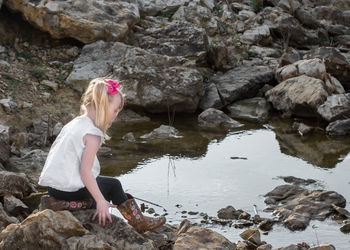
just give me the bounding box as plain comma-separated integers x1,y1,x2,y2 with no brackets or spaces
38,114,105,192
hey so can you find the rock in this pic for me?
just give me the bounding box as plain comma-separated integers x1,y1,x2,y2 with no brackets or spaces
22,192,47,212
0,171,36,199
258,219,276,231
122,132,136,143
140,125,179,139
112,46,204,113
317,93,350,122
340,222,350,233
52,122,63,136
217,206,238,219
125,0,190,17
240,25,272,45
227,97,271,123
115,109,151,123
130,21,208,63
292,122,314,136
40,80,58,91
275,244,304,250
198,108,243,129
33,120,48,135
171,4,217,36
72,210,157,249
309,243,336,250
177,219,192,235
278,48,301,67
277,0,301,14
279,176,316,186
0,45,5,53
67,41,130,92
303,47,350,90
0,98,17,112
266,75,329,118
4,0,140,43
233,220,254,229
201,66,275,109
257,243,272,250
174,226,237,250
0,202,19,232
0,60,10,68
265,185,346,231
97,147,112,157
294,7,320,29
0,124,10,164
331,204,350,219
3,194,29,217
239,228,261,246
7,149,48,184
249,46,282,58
269,11,319,48
326,119,350,135
237,10,256,21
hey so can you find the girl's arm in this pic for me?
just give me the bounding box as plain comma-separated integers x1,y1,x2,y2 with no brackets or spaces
80,134,117,226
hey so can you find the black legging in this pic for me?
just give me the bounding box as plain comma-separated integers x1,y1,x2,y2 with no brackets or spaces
48,176,128,208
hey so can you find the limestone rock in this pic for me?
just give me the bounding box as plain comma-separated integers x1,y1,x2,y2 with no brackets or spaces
266,75,329,118
198,108,243,129
174,226,237,250
227,97,271,123
0,202,19,232
0,124,10,164
3,194,29,217
7,149,48,184
4,0,140,43
217,206,239,220
124,0,190,17
201,66,275,109
239,228,261,246
317,93,350,122
265,185,346,231
140,125,179,139
309,243,336,250
130,21,208,62
0,171,36,199
240,25,271,45
326,119,350,135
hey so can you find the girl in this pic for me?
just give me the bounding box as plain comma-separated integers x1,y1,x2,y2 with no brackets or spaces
38,78,165,233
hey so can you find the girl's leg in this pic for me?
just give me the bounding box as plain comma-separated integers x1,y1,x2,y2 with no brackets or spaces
96,176,128,206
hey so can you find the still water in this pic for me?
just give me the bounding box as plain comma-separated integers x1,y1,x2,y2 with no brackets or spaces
100,114,350,249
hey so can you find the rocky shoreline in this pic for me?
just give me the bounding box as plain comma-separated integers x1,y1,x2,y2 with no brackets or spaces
1,0,350,249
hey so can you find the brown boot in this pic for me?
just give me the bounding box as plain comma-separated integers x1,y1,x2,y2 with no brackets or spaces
118,193,166,233
40,195,93,211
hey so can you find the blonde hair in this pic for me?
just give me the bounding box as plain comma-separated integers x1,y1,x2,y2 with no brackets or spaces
80,77,125,139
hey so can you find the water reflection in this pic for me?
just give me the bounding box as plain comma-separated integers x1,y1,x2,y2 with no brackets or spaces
269,117,350,168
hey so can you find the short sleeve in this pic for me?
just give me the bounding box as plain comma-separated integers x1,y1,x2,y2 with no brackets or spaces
84,127,105,146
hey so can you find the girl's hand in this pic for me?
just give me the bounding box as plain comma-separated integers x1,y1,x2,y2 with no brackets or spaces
92,199,118,226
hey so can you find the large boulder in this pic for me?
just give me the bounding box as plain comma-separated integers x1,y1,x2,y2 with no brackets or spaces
200,66,275,110
0,124,10,164
240,25,272,46
227,97,271,123
317,93,350,122
67,41,204,113
129,20,209,63
7,149,48,185
266,75,329,118
0,171,36,199
4,0,140,43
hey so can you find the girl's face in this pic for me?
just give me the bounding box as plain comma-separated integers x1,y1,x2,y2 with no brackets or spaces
107,94,122,125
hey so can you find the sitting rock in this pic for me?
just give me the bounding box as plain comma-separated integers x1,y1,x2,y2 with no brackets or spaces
198,108,243,129
0,209,158,249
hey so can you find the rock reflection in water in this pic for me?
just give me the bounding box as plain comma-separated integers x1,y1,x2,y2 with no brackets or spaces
100,115,229,176
270,117,350,168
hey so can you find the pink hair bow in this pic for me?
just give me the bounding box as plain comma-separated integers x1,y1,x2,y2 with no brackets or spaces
104,79,120,95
